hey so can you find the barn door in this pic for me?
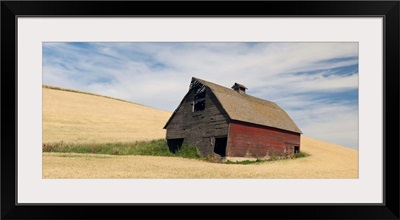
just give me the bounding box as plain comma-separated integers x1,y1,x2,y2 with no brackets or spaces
213,136,227,157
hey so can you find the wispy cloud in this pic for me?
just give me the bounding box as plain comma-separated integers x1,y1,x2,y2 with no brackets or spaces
43,42,359,149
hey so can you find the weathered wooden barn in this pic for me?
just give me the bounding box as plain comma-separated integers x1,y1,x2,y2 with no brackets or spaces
163,77,302,159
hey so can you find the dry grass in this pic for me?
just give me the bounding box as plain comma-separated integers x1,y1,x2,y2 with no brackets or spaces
43,86,172,143
43,137,358,179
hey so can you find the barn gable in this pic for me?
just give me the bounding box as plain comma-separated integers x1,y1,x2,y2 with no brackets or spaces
163,77,230,130
164,78,230,156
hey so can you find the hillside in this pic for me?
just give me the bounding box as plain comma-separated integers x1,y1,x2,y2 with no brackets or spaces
42,85,358,178
43,85,172,144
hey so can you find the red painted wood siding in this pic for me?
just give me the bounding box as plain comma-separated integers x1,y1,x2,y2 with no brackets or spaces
227,121,301,158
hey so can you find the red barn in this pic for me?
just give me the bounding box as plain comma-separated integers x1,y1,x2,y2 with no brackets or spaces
163,77,302,160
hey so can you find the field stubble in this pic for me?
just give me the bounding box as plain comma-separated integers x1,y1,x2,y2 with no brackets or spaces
43,137,358,178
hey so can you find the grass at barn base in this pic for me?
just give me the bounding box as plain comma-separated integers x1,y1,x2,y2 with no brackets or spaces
43,139,201,159
43,139,309,163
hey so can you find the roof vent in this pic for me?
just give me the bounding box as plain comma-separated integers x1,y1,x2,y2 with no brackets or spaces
231,83,247,94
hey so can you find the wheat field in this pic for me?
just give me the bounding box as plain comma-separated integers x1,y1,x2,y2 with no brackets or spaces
43,137,358,178
43,86,172,144
42,86,358,179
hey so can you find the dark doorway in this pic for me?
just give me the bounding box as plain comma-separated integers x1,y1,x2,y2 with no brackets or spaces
167,138,184,153
294,146,300,154
214,137,227,157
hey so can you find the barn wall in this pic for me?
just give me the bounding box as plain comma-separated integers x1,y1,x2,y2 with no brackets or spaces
227,121,301,158
166,87,230,156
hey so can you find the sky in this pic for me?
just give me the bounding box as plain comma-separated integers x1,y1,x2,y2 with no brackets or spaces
43,42,359,149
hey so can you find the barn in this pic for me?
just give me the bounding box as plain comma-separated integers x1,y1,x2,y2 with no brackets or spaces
163,77,302,160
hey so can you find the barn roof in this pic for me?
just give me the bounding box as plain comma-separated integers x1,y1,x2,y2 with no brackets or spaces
164,77,302,134
194,77,302,134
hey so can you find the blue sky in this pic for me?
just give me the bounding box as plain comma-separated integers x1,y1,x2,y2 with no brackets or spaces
43,42,358,149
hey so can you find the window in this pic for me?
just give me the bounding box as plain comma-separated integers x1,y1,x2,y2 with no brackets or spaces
193,86,205,112
193,99,205,111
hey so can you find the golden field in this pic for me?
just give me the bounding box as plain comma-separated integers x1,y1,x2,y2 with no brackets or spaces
43,137,358,178
43,86,172,143
42,86,358,179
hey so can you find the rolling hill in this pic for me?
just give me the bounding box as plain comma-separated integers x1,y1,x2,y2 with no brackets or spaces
42,85,172,144
42,85,358,178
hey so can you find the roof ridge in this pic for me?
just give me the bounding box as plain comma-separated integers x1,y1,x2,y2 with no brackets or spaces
192,76,278,106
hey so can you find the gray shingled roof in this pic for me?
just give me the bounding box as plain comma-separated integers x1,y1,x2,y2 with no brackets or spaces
194,77,302,134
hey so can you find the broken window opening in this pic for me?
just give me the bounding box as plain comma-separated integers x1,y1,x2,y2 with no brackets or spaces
194,90,206,99
193,85,205,112
193,99,205,111
294,146,300,154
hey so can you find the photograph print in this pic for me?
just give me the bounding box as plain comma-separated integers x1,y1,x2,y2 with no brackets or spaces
42,42,359,179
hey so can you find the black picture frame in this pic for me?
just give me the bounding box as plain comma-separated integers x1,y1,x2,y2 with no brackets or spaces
1,1,399,219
